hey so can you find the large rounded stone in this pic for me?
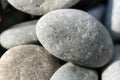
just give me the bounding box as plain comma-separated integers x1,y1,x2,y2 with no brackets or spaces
0,20,38,49
36,9,113,68
7,0,80,15
0,45,60,80
50,62,98,80
102,45,120,80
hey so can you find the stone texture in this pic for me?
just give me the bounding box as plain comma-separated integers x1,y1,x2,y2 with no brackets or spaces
51,62,98,80
102,45,120,80
7,0,80,15
87,5,105,21
36,9,113,68
0,45,60,80
0,20,38,49
105,0,120,40
20,55,59,80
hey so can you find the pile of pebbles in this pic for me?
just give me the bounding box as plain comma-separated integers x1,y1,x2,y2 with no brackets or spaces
0,0,120,80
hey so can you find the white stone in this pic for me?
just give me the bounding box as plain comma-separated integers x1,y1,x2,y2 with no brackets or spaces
8,0,80,15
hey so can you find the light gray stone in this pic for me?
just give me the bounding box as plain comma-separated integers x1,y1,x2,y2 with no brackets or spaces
102,45,120,80
0,20,38,49
87,5,105,21
50,62,98,80
105,0,120,40
0,45,60,80
7,0,80,15
36,9,113,68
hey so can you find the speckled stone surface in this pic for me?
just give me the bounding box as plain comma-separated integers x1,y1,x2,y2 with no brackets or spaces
50,62,98,80
36,9,113,68
102,45,120,80
0,20,38,49
0,45,60,80
105,0,120,40
7,0,80,15
20,55,60,80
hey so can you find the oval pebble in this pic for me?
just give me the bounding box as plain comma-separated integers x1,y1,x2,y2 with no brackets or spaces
50,62,98,80
0,45,60,80
8,0,80,15
102,45,120,80
36,9,114,68
0,20,38,49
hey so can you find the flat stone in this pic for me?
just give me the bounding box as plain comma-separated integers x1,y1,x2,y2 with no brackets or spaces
7,0,80,15
102,45,120,80
51,62,98,80
105,0,120,41
36,9,114,68
87,5,105,21
0,45,60,80
0,20,38,49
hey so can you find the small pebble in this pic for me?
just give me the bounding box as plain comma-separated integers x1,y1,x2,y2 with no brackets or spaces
8,0,80,15
0,20,38,49
36,9,113,68
105,0,120,40
102,45,120,80
0,45,60,80
51,62,98,80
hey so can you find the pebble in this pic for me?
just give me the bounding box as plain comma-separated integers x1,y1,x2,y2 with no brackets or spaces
8,0,80,15
87,5,105,21
102,45,120,80
0,45,60,80
50,62,98,80
105,0,120,41
0,20,38,49
36,9,113,68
